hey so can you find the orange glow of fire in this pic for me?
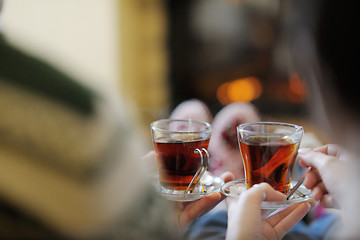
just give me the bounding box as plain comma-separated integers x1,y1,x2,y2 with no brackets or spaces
217,77,262,105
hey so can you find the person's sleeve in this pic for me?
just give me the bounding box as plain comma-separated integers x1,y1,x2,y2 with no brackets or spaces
182,210,228,240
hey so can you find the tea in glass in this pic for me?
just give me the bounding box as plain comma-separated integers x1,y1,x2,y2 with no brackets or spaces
237,122,303,194
154,135,209,190
151,120,211,191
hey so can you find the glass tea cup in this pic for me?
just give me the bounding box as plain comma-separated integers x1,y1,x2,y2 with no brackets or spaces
237,122,303,194
151,119,211,192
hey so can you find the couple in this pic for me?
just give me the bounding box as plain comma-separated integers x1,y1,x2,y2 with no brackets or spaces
155,0,360,236
153,99,346,240
150,100,313,240
1,0,359,238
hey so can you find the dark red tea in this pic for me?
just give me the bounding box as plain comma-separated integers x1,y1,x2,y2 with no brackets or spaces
239,136,299,193
154,135,210,191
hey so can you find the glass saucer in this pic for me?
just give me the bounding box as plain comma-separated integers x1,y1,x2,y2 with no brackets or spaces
154,171,224,202
221,179,313,209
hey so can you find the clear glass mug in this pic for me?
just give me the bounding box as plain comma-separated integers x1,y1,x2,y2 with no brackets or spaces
237,122,303,194
151,119,212,192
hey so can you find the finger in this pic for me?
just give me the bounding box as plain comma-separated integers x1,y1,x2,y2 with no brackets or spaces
298,149,339,180
227,183,285,222
299,148,348,200
220,171,235,183
266,201,304,226
313,145,329,154
198,193,224,216
219,172,235,199
298,148,312,167
270,202,311,239
298,158,310,168
227,183,284,222
314,144,343,157
303,168,322,189
248,183,285,203
312,183,328,201
299,148,338,172
179,200,193,209
266,198,315,226
226,196,238,207
179,192,222,228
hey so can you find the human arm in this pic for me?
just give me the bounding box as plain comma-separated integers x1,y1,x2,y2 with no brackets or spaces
298,144,352,208
176,171,234,230
226,183,311,240
143,151,235,230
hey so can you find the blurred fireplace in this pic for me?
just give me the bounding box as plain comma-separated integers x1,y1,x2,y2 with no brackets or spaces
165,0,307,117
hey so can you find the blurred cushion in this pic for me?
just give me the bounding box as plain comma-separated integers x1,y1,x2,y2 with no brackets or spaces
0,36,160,238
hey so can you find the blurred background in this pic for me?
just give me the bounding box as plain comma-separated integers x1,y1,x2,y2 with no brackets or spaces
0,1,331,238
1,0,324,144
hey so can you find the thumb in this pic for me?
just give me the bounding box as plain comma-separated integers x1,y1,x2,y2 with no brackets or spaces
298,148,337,173
298,148,347,199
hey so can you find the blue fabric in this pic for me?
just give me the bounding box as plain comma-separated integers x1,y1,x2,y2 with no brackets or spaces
182,211,227,240
183,210,339,240
284,213,340,240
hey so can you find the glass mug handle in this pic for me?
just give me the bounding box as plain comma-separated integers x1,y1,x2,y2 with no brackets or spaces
185,148,209,194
